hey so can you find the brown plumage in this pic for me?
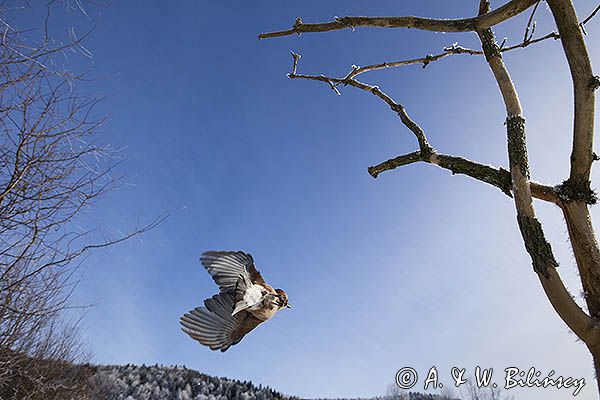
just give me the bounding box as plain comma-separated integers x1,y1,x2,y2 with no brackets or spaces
180,251,290,352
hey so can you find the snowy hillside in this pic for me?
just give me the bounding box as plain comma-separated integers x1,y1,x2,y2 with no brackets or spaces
89,364,294,400
86,363,450,400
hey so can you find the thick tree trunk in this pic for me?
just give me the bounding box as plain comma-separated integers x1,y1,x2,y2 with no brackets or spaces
561,200,600,394
477,1,600,396
561,201,600,319
589,341,600,397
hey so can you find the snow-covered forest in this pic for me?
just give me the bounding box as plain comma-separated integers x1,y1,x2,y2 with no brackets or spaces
89,364,293,400
87,364,451,400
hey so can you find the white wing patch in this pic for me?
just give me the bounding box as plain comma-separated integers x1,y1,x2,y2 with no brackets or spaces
231,283,264,316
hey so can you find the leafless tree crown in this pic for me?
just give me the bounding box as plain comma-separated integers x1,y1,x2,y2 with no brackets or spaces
0,3,159,398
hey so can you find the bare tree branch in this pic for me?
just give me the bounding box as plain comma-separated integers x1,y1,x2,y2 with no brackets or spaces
289,54,559,204
546,0,596,188
367,151,559,203
545,3,600,380
259,0,537,39
336,30,561,82
476,0,598,347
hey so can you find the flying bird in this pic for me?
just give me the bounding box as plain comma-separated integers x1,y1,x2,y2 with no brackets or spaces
180,251,291,352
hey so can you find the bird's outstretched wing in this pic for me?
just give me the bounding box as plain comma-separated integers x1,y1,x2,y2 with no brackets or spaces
200,250,269,292
180,292,263,352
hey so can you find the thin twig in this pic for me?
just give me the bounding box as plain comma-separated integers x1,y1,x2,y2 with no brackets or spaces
580,3,600,35
325,31,560,83
523,0,541,43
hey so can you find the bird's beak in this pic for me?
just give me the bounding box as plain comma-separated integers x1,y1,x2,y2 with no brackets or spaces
286,304,292,309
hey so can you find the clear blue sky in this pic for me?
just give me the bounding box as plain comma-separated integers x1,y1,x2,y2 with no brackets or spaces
35,1,600,399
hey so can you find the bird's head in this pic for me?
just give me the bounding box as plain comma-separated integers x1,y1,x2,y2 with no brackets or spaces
275,289,291,310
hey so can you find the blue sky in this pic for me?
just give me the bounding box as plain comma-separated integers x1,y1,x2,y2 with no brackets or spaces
32,1,600,399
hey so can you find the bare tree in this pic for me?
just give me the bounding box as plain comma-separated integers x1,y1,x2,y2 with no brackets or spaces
460,381,513,400
0,2,159,398
438,387,459,400
385,383,409,400
260,0,600,396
